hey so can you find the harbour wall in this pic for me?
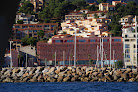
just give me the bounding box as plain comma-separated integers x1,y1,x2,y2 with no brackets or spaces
0,66,137,82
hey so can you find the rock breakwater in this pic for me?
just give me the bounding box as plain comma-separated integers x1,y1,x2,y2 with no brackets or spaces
0,66,137,82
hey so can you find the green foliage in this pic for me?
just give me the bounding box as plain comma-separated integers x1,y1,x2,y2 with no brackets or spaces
101,12,105,16
37,30,45,39
38,0,88,23
17,20,23,24
115,60,124,68
86,5,97,11
97,0,107,4
21,36,38,46
108,1,138,36
19,1,34,14
94,13,99,18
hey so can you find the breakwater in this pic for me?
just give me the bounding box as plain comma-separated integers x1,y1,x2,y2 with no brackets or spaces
0,66,137,82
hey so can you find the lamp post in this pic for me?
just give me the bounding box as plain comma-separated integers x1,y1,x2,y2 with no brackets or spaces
10,41,13,68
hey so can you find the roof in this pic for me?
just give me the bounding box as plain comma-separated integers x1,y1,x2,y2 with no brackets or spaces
108,5,115,7
112,1,127,4
14,23,58,26
87,11,107,14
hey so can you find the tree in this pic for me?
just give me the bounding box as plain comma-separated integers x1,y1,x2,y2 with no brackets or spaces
115,60,124,68
37,30,45,40
28,37,38,46
21,35,30,45
19,1,34,14
101,12,105,16
94,13,99,18
17,20,23,24
97,0,107,4
86,5,97,11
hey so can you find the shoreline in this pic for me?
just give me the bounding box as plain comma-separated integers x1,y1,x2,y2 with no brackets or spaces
0,66,137,83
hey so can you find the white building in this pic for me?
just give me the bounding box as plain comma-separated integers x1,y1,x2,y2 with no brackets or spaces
122,16,137,68
16,13,39,24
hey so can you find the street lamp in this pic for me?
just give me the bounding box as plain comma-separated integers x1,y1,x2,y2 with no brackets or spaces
10,41,13,68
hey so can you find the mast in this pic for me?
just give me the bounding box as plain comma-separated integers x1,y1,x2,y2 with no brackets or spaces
110,35,112,67
97,45,99,67
101,37,103,68
74,29,76,66
100,38,101,67
55,52,56,67
135,15,137,68
63,51,65,66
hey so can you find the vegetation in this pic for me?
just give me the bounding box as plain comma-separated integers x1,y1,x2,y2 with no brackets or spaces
38,0,95,23
115,60,124,68
21,36,38,46
108,1,138,36
96,0,107,4
17,20,23,24
19,1,34,14
37,30,45,40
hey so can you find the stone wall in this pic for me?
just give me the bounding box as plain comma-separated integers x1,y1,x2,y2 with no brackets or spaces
0,66,137,82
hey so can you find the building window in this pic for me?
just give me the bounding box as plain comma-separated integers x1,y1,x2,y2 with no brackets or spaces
67,40,74,42
51,25,56,27
55,40,62,43
78,40,86,42
114,39,121,42
29,25,35,28
29,30,33,32
125,44,130,48
90,39,96,42
15,26,20,28
37,25,42,28
125,49,130,53
33,30,37,32
22,26,28,28
134,45,136,48
125,35,128,38
17,31,20,33
103,39,108,42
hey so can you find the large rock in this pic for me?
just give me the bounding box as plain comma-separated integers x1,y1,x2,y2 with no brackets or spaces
63,76,70,82
2,77,14,82
57,76,63,82
12,68,20,74
49,67,56,73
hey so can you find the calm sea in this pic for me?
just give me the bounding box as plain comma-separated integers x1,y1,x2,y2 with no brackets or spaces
0,82,138,92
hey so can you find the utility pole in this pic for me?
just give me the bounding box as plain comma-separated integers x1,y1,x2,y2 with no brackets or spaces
55,52,56,67
110,35,112,67
10,41,13,68
26,53,27,67
74,29,76,67
100,38,101,68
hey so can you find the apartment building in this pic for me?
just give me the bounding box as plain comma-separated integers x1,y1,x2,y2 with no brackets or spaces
112,1,127,6
20,0,44,12
37,37,123,66
16,13,39,24
122,16,137,68
99,3,115,11
12,23,58,39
